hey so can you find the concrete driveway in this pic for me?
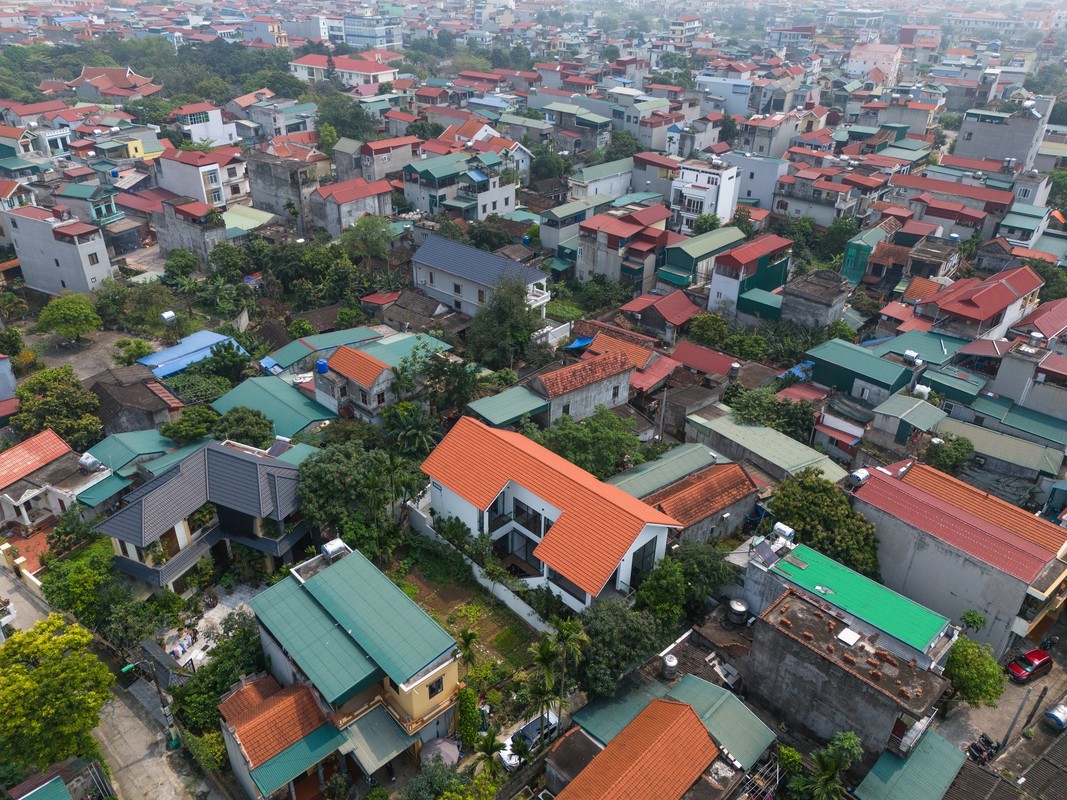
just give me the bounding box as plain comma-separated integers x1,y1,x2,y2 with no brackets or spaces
21,327,134,381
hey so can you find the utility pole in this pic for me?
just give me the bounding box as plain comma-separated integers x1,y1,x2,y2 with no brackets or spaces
122,661,180,749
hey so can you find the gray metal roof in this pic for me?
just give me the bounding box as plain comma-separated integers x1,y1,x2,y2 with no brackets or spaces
413,234,546,288
97,441,301,547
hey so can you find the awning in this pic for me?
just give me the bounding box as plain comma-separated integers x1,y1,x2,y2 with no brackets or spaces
442,197,477,210
338,706,418,775
549,257,574,274
250,724,346,797
656,266,693,287
77,473,132,507
814,423,861,445
565,337,593,349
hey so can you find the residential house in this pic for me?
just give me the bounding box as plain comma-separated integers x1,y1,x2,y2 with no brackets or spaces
668,158,740,235
739,110,813,159
84,365,182,436
574,204,677,293
412,235,549,318
245,153,318,237
227,544,457,799
240,15,287,47
867,394,947,454
359,137,423,182
913,265,1043,339
851,462,1067,659
421,416,680,612
211,376,334,440
152,197,227,266
402,151,515,221
568,158,633,201
953,105,1050,171
525,351,633,425
1,205,112,296
1011,297,1067,355
95,439,318,594
805,338,913,405
722,152,791,211
0,179,33,245
746,589,947,766
63,66,163,101
263,327,382,376
155,147,250,209
313,332,451,425
244,98,318,140
309,178,393,237
888,174,1014,230
982,339,1067,419
288,54,399,89
538,197,612,252
846,43,903,85
661,226,748,289
708,234,793,316
541,103,611,154
169,103,238,147
780,269,851,329
774,167,859,228
631,152,683,200
617,291,701,345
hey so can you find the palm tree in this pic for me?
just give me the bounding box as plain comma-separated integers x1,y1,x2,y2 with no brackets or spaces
0,292,27,324
474,727,506,781
510,735,533,768
528,634,559,696
549,618,589,725
791,749,845,800
455,626,479,671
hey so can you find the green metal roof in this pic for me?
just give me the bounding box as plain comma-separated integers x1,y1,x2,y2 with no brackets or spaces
275,442,320,465
854,731,965,800
498,113,553,131
687,405,849,482
872,395,946,432
21,777,74,800
923,367,986,402
573,680,670,745
360,333,450,368
339,705,418,775
665,675,776,770
871,331,970,367
408,151,470,180
248,573,384,705
249,724,346,797
87,430,176,471
303,549,455,685
212,377,335,439
738,288,783,309
806,338,911,390
76,473,133,507
1001,212,1043,231
540,196,606,221
1002,403,1067,447
442,196,477,210
142,440,210,477
607,443,724,497
937,417,1061,476
56,182,112,199
773,545,950,651
223,204,276,233
656,265,695,286
467,385,549,426
571,157,633,183
610,192,663,207
667,226,746,261
969,392,1012,421
268,327,380,369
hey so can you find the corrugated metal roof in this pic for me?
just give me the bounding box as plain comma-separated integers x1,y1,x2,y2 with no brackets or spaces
87,430,175,471
854,731,965,800
338,706,418,774
773,545,949,652
414,234,546,289
76,473,132,507
807,338,911,389
607,443,723,498
20,776,74,800
248,573,383,705
573,681,670,745
137,331,244,379
249,724,346,797
467,385,549,426
303,549,456,685
667,226,746,260
268,327,380,369
872,395,946,432
570,157,633,183
211,377,334,438
937,417,1061,476
871,331,969,367
665,675,775,770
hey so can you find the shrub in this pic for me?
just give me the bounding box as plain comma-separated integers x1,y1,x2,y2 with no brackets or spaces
185,731,226,772
457,686,480,749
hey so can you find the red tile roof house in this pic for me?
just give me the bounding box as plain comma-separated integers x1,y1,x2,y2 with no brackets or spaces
1009,297,1067,353
914,265,1043,340
307,177,393,237
525,350,634,426
850,461,1067,659
421,416,680,612
617,290,702,345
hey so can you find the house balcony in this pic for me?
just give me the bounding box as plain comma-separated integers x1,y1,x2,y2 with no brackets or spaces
527,284,551,309
94,210,126,226
887,713,934,757
489,507,543,537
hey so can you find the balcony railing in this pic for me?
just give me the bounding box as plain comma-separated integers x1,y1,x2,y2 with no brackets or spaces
527,286,550,306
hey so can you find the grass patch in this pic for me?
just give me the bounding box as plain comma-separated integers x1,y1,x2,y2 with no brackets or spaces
545,299,585,323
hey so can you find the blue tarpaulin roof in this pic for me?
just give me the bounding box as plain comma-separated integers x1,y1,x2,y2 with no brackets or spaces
565,337,593,349
466,169,488,182
138,330,247,378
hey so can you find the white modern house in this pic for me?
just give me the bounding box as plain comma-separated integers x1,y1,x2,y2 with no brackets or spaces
1,205,113,295
669,158,740,234
156,147,250,209
421,416,680,612
170,102,238,147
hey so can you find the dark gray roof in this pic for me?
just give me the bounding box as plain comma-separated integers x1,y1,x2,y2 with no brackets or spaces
413,234,546,287
97,441,301,547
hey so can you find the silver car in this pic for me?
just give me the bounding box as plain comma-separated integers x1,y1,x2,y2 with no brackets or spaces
498,711,559,771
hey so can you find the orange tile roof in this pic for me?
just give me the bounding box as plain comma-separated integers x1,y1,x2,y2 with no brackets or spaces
642,463,756,528
222,681,328,769
557,699,718,800
902,276,941,303
421,417,680,597
901,465,1067,557
218,675,281,726
327,345,389,388
531,351,632,399
586,333,654,370
0,430,71,492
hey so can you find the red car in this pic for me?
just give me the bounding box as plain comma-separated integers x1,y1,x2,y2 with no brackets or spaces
1007,649,1053,684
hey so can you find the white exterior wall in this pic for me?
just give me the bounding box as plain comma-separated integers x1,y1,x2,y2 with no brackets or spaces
569,170,633,201
669,163,740,233
722,152,790,210
157,159,213,205
708,270,741,313
183,110,238,147
2,212,112,296
696,77,753,116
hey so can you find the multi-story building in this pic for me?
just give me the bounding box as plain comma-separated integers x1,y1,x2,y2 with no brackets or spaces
576,204,676,292
953,103,1051,171
169,102,238,147
152,197,227,266
0,179,33,245
668,14,702,44
1,205,112,295
309,178,393,237
913,265,1043,340
282,14,345,44
846,43,903,85
722,151,790,210
708,234,793,315
773,167,859,228
155,147,250,209
668,158,740,234
358,136,423,182
240,15,288,47
244,98,317,140
342,13,401,50
739,110,814,160
402,152,515,221
289,54,399,90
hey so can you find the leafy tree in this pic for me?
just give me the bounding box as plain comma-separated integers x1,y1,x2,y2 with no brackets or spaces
401,758,468,800
730,387,815,442
0,615,114,770
0,291,28,323
636,557,688,632
382,401,438,457
473,728,505,781
213,405,273,449
436,218,470,244
549,618,589,722
161,406,219,444
960,610,987,634
208,243,250,282
113,337,153,366
185,730,226,772
925,434,974,473
719,113,739,145
815,218,859,261
688,312,730,348
579,599,660,697
457,686,480,749
531,147,570,181
12,365,101,451
440,773,498,800
465,277,540,369
199,339,250,384
769,467,880,578
602,44,620,61
312,92,377,141
604,130,641,161
317,121,338,156
940,112,962,130
467,217,513,251
944,636,1006,708
523,406,645,480
36,294,102,341
407,119,445,140
0,326,21,357
342,214,392,261
691,213,722,235
45,508,96,556
287,318,318,338
334,306,365,329
732,205,754,238
1023,257,1067,301
674,541,737,623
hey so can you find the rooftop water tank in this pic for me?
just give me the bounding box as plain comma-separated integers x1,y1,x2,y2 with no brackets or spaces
727,600,749,626
662,653,678,680
316,358,328,374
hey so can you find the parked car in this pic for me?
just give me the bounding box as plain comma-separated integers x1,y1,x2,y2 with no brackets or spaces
498,711,559,772
1007,648,1053,684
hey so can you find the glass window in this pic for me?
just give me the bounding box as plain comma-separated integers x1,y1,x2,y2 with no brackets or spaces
453,283,461,294
376,392,385,405
88,253,99,265
428,677,444,698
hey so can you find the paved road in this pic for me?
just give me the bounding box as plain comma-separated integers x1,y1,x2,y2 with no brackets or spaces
0,566,50,633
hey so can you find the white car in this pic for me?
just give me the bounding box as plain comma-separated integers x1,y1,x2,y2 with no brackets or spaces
498,711,559,771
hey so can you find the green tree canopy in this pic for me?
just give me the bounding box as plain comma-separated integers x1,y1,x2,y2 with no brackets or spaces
163,248,199,284
945,636,1006,708
604,130,641,161
729,386,815,442
925,434,974,474
161,405,219,444
407,119,445,140
0,615,114,770
691,213,721,235
12,365,101,451
317,121,338,156
113,337,153,366
579,599,660,697
342,214,393,262
287,318,318,339
688,312,730,348
213,405,273,449
465,277,540,369
769,467,880,577
36,294,102,341
522,406,647,480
